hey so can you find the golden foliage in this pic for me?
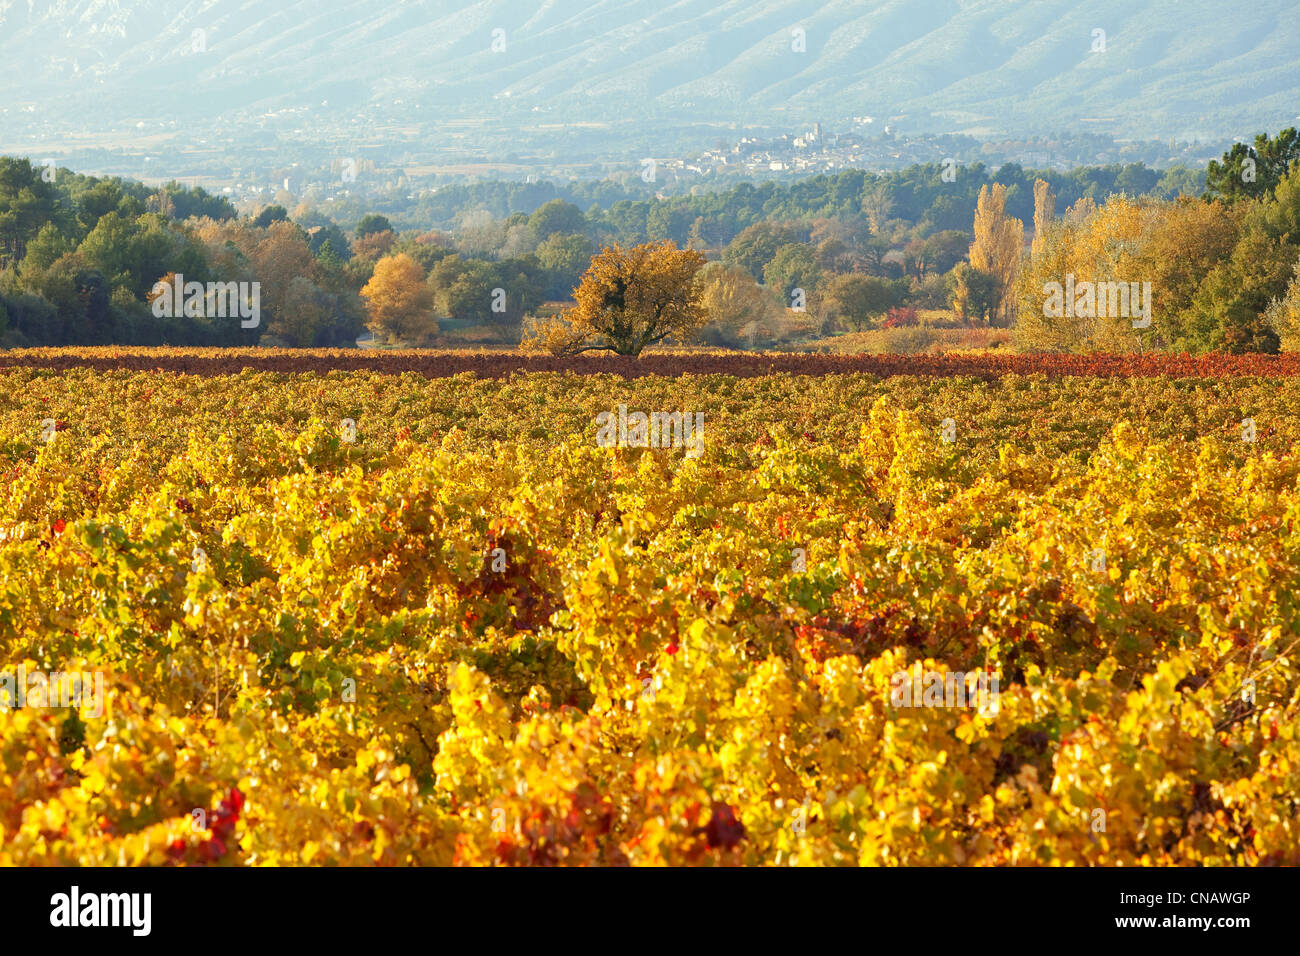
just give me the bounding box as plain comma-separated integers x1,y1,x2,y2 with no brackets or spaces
970,184,1026,324
360,253,437,346
1014,196,1242,352
524,241,706,356
1031,178,1056,260
1,369,1297,865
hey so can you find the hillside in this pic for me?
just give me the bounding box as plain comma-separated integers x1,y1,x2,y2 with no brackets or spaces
1,0,1297,157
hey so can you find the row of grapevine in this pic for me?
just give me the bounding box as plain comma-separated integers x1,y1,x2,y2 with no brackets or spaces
0,368,1295,864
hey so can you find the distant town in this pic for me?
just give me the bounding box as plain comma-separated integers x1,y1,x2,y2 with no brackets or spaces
1,109,1222,218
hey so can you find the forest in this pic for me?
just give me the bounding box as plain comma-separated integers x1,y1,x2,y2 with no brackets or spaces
0,131,1296,354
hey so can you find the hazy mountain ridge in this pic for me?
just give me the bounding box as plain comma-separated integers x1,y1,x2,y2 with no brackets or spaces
2,0,1297,150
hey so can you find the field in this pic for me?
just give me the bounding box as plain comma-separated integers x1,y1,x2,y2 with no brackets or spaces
9,346,1300,378
1,352,1298,865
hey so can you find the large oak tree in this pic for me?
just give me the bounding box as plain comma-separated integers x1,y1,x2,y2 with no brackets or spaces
526,240,706,356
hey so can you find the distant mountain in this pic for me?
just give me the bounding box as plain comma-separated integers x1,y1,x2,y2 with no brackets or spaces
1,0,1297,158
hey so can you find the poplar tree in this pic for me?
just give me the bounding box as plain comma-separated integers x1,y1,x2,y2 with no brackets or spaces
970,183,1025,325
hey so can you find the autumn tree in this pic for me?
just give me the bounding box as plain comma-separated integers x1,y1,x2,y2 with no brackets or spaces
352,229,396,261
1011,194,1249,352
524,240,706,356
1013,197,1149,351
248,220,317,332
1031,178,1056,260
1137,196,1241,347
1264,256,1300,351
191,216,258,299
360,253,436,345
696,261,783,347
969,183,1025,324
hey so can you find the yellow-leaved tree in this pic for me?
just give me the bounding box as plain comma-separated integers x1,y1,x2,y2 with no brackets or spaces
969,183,1025,325
524,240,707,356
360,253,437,346
1264,257,1300,351
1013,197,1149,352
697,261,785,347
1014,195,1240,352
1031,178,1056,260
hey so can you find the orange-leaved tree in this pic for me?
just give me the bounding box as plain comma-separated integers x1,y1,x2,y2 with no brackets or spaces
524,240,707,356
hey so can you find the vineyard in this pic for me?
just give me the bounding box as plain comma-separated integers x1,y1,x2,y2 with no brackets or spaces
9,346,1300,379
1,362,1297,865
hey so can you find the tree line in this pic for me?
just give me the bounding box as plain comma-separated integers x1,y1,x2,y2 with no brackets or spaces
0,135,1291,352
